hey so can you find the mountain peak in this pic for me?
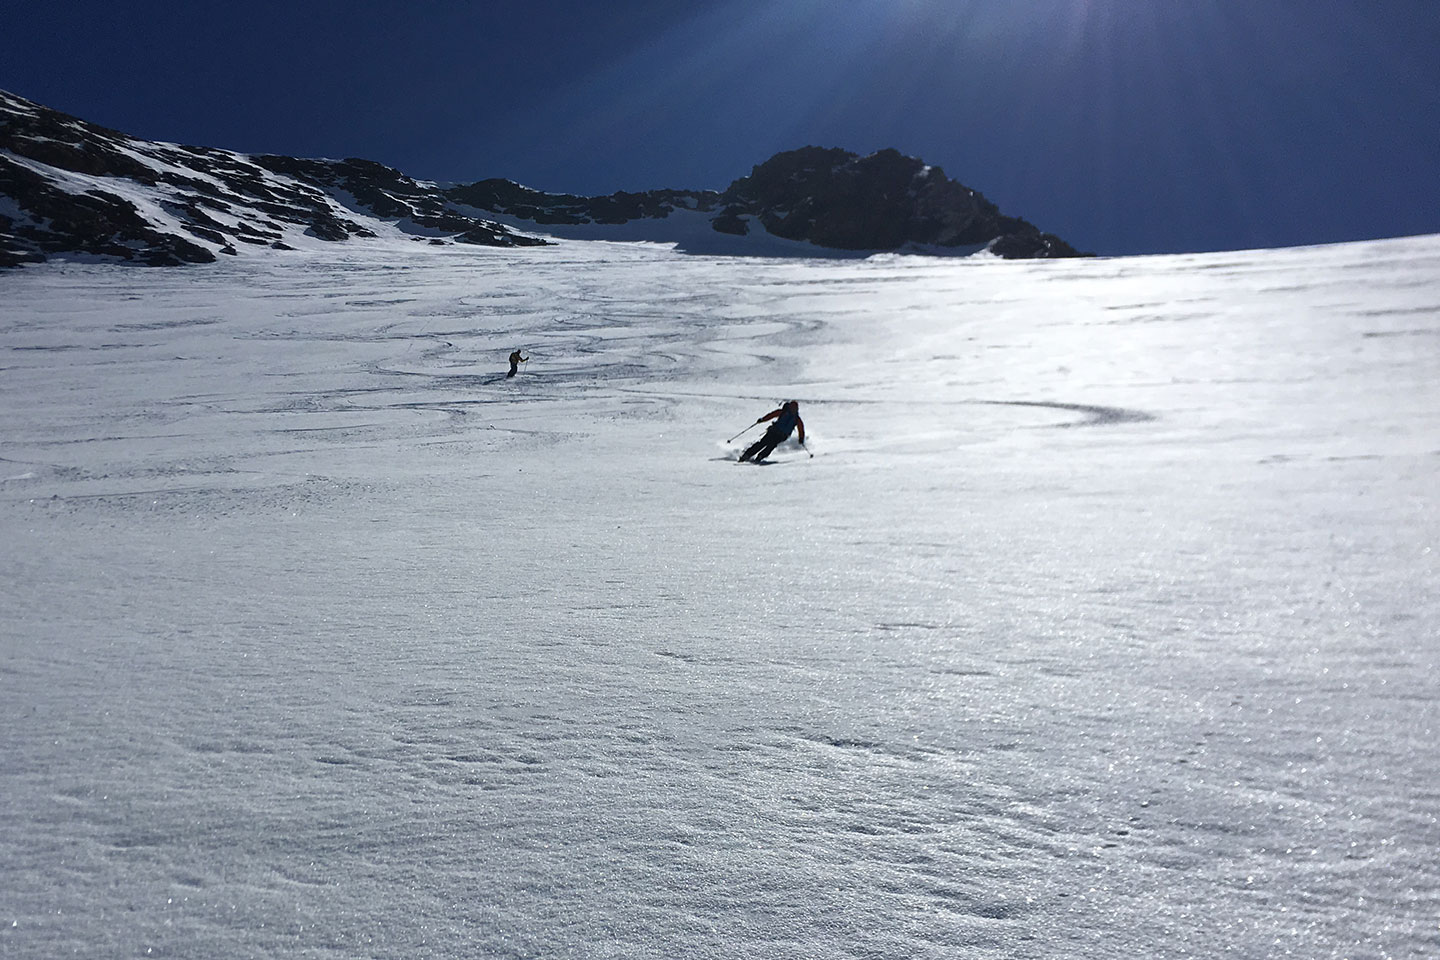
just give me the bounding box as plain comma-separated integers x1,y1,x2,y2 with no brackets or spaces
713,145,1079,256
1,89,1083,267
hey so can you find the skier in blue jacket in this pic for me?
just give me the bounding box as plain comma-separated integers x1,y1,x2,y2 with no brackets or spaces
739,400,805,462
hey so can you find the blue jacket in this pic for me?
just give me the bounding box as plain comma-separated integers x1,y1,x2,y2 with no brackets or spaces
758,405,804,443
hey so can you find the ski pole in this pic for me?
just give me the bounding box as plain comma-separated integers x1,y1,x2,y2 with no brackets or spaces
726,421,760,444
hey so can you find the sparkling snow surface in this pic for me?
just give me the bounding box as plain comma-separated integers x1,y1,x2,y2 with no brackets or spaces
2,236,1438,959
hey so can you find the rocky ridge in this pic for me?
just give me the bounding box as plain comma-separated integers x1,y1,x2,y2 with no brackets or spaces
1,89,1082,267
714,147,1079,258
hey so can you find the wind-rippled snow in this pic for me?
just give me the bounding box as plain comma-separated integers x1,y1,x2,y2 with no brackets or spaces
2,236,1438,958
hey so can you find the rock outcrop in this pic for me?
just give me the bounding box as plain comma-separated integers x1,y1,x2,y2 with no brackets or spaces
447,179,722,227
713,147,1081,256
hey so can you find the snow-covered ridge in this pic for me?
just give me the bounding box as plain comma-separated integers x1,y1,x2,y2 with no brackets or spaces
0,89,1081,267
0,90,547,267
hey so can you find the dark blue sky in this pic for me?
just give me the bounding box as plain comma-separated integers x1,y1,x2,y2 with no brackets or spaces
4,0,1437,255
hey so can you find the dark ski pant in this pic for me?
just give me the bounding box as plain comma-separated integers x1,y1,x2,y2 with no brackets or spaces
506,362,519,377
740,426,790,462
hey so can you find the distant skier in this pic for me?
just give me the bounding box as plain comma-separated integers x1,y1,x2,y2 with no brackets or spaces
506,349,528,378
739,400,805,462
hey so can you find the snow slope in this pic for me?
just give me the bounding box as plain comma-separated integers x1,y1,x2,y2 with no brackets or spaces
2,234,1438,958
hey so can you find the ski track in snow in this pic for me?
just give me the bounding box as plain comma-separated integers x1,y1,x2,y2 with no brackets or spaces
2,236,1439,959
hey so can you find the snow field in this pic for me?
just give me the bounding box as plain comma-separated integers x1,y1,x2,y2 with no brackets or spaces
2,235,1438,958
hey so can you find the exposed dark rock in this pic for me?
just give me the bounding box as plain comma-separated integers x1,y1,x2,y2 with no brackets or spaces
446,179,721,226
235,220,280,240
0,237,44,267
710,205,750,236
6,130,157,182
717,146,1082,257
454,223,550,247
304,218,350,242
184,225,228,245
990,231,1082,259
